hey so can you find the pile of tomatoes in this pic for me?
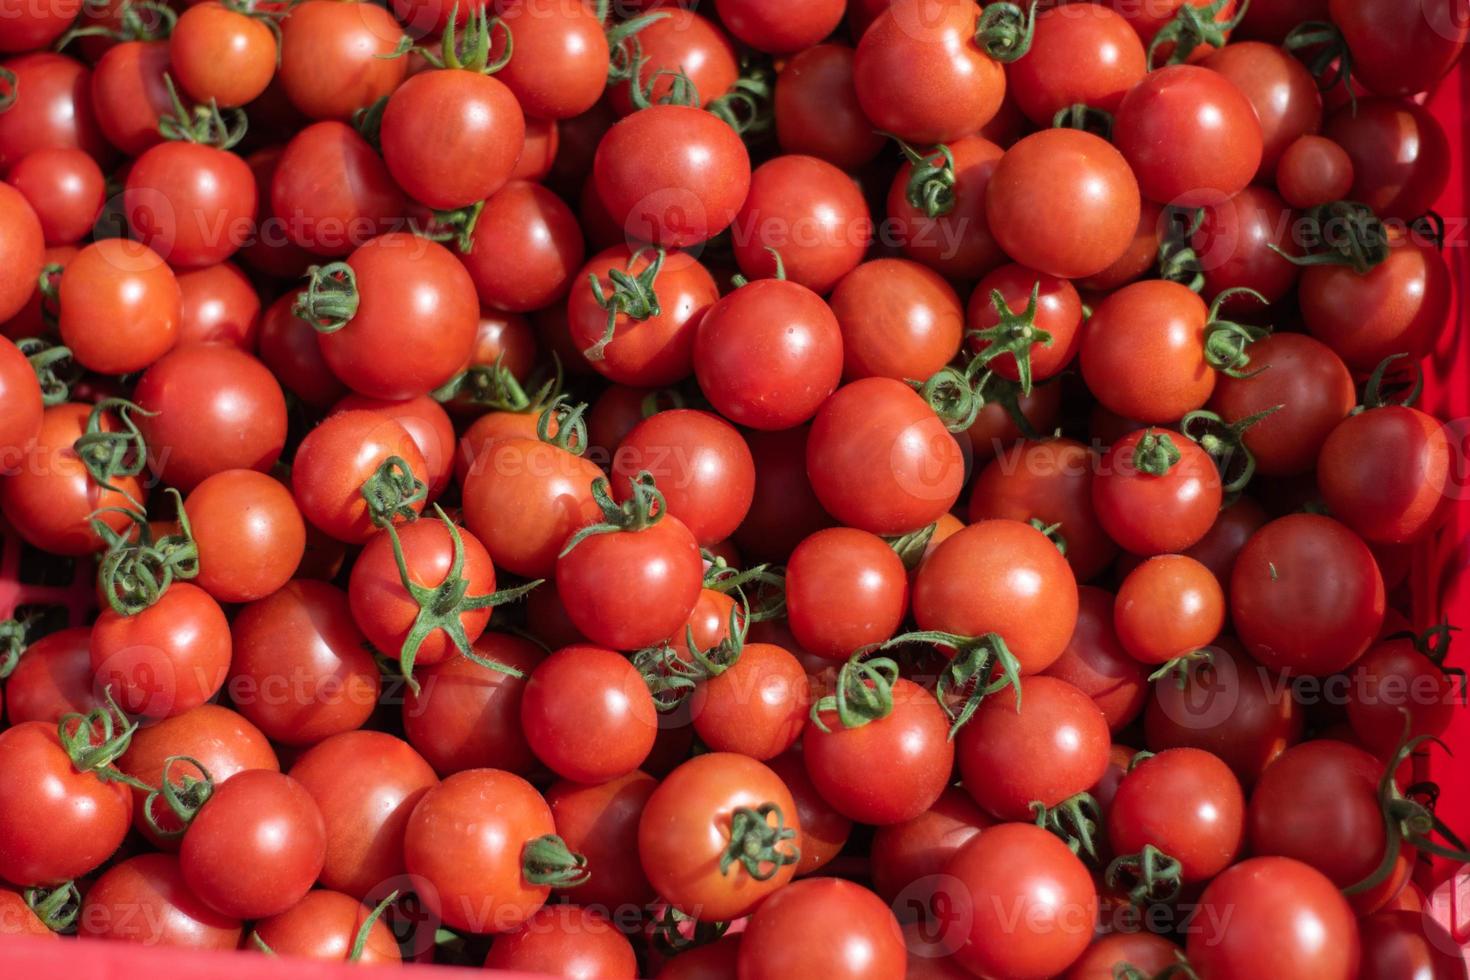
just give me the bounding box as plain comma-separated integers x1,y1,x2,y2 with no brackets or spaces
0,0,1467,976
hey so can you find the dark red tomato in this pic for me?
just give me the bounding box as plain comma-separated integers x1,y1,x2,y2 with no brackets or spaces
786,528,908,660
407,768,567,934
125,142,257,269
278,1,406,121
79,854,242,948
6,147,104,246
1276,134,1356,208
229,580,382,746
958,675,1110,820
804,677,954,825
1331,0,1469,96
0,403,147,555
690,643,810,760
547,772,657,910
462,181,584,314
807,377,965,535
485,905,638,977
90,41,172,157
1202,42,1322,175
1236,0,1328,40
1114,555,1225,665
716,0,843,53
886,135,1005,281
1183,496,1269,596
91,583,231,720
2,627,100,724
938,823,1096,980
605,9,738,116
0,334,41,465
568,246,719,386
271,122,408,258
335,393,456,503
594,105,751,248
1249,741,1411,915
967,380,1063,463
258,293,348,409
731,154,871,294
348,516,498,668
1064,933,1180,980
492,0,609,119
1110,747,1245,882
117,703,278,847
181,770,326,919
458,310,539,389
511,116,558,182
238,146,314,279
639,753,800,921
853,0,1004,144
403,633,542,777
252,890,401,964
380,68,524,211
0,721,132,885
969,438,1117,583
0,887,57,939
0,0,81,53
986,129,1141,279
186,470,305,604
1093,429,1223,556
914,519,1080,673
1347,638,1457,758
968,263,1083,386
610,409,755,546
1326,98,1450,221
1008,4,1147,125
695,278,844,431
766,750,852,876
831,258,963,383
289,730,437,900
1231,515,1386,676
774,43,885,171
1300,234,1450,372
461,434,603,578
58,238,180,374
521,645,658,782
135,344,287,492
1042,586,1149,730
1145,639,1302,786
870,786,992,909
1115,65,1263,205
1318,405,1450,545
169,2,276,108
388,0,488,35
1078,276,1218,419
0,53,111,172
738,878,905,980
1207,333,1356,477
1358,909,1466,980
732,426,835,562
292,410,429,543
175,262,262,349
1192,185,1301,309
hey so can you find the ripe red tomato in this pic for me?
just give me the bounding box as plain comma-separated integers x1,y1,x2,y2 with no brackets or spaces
690,642,811,760
125,141,257,269
694,279,844,431
716,0,845,55
1231,514,1386,676
1114,555,1226,665
546,771,658,911
291,410,430,543
886,135,1006,281
1330,0,1469,97
1080,280,1217,423
1008,5,1146,125
1192,185,1302,308
521,644,659,782
169,2,277,108
1318,404,1450,545
733,425,836,562
461,181,585,314
79,853,242,949
277,1,406,121
0,53,111,171
89,41,172,157
337,393,457,503
58,238,180,374
1063,933,1181,980
91,582,232,720
0,0,82,53
1042,586,1149,730
1093,429,1224,557
968,263,1084,388
1347,637,1457,758
1,627,101,725
0,335,41,465
1357,909,1466,980
638,753,800,921
869,786,991,909
175,262,262,349
986,129,1141,279
5,147,102,247
1276,134,1356,208
0,887,59,939
767,749,853,876
484,905,639,977
731,154,871,294
271,121,408,258
831,258,964,383
492,0,610,120
1324,98,1449,221
251,890,401,964
185,470,305,604
604,9,738,117
739,878,906,980
786,527,909,660
1110,747,1245,885
610,410,755,547
774,43,886,171
258,292,349,408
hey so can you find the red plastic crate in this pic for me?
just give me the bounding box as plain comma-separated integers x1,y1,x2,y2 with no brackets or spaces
3,51,1470,980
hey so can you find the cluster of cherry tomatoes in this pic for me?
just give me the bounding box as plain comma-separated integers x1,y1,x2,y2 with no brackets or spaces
0,0,1467,976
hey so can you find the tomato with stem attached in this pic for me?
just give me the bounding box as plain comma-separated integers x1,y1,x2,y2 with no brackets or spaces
461,181,585,314
1007,4,1146,125
886,135,1006,281
490,0,609,120
277,0,406,122
1114,555,1226,666
125,138,258,270
271,121,409,258
690,642,811,761
292,410,430,543
731,154,872,295
1093,428,1224,557
1042,586,1149,731
831,258,964,384
1317,402,1451,545
0,53,111,170
91,582,233,720
169,2,277,108
250,890,401,964
546,772,657,911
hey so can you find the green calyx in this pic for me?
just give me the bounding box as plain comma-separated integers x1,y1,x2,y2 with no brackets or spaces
1202,288,1272,378
1272,201,1388,273
708,59,775,137
353,95,387,150
967,281,1053,396
1131,429,1182,477
1157,206,1205,293
381,505,541,688
584,249,666,362
522,834,590,887
295,262,360,333
720,803,800,881
1028,518,1068,557
701,554,786,622
605,9,670,85
158,73,246,149
634,599,749,709
17,337,76,406
359,455,427,531
1180,406,1280,495
94,488,200,617
55,0,175,49
1051,103,1114,139
433,352,563,414
1105,843,1184,906
974,0,1037,63
0,67,16,112
0,618,26,681
427,200,486,255
1032,792,1103,861
142,755,214,840
1147,0,1248,68
421,3,513,74
888,135,957,218
890,630,1022,736
915,365,984,433
1285,20,1356,114
648,904,729,957
559,471,667,556
536,395,590,455
886,522,938,571
1146,646,1217,688
731,247,787,288
23,882,82,935
56,689,154,791
1360,353,1424,410
628,55,701,110
73,398,154,495
809,653,901,733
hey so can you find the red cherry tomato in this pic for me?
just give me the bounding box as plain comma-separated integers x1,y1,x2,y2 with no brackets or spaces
786,527,909,660
169,2,277,108
1317,404,1450,545
484,905,639,977
79,854,242,949
185,470,305,604
58,238,180,375
1007,4,1147,125
1042,586,1149,730
1093,429,1224,557
277,1,406,122
1276,134,1356,208
521,644,659,782
774,43,885,171
887,135,1006,281
461,180,585,314
831,258,964,384
91,582,232,720
731,154,872,294
292,410,430,543
1114,555,1226,665
251,890,401,964
546,771,657,911
737,877,906,980
1109,747,1245,884
5,147,104,247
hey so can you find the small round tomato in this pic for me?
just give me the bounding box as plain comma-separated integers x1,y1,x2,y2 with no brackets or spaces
1325,98,1449,221
1231,514,1386,676
484,905,639,977
461,181,585,314
277,1,406,122
1093,429,1224,557
0,53,111,170
886,135,1006,281
58,238,180,374
716,0,844,54
1318,405,1450,545
79,854,242,949
1330,0,1468,97
1202,41,1322,175
1276,134,1356,208
870,787,992,909
546,772,657,911
125,141,257,269
694,278,844,431
491,0,609,119
175,262,262,349
1042,586,1149,731
1110,748,1245,885
5,148,103,247
1007,5,1146,125
1114,555,1225,665
251,890,401,964
185,470,305,604
733,425,836,562
92,583,232,720
831,258,964,383
271,121,409,258
604,9,738,116
2,627,100,725
1192,185,1302,308
690,642,810,760
786,528,908,660
731,154,872,294
774,43,885,171
969,263,1083,389
169,2,277,108
738,878,906,980
767,749,853,876
291,410,429,543
522,645,658,783
0,335,41,466
638,753,800,921
986,129,1141,279
89,42,172,157
1080,280,1216,423
1347,637,1457,758
337,393,457,503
